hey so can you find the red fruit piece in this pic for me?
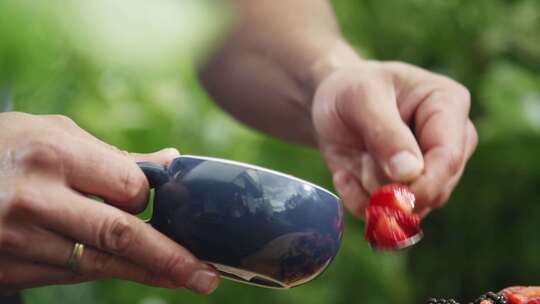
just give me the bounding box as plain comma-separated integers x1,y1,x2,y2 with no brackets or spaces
369,183,415,213
508,295,523,304
366,206,421,238
499,286,540,304
526,299,540,304
372,213,408,247
505,292,526,304
364,184,422,250
392,208,421,236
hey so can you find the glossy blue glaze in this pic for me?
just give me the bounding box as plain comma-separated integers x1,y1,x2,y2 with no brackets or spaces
139,155,343,289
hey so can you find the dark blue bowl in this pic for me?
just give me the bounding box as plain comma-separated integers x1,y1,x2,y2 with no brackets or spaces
138,155,343,289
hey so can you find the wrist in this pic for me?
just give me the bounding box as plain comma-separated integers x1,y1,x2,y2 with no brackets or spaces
306,39,364,100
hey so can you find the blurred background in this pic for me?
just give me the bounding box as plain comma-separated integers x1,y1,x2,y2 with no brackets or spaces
1,0,540,303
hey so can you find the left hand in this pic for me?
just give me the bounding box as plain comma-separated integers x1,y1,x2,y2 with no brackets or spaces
312,60,477,217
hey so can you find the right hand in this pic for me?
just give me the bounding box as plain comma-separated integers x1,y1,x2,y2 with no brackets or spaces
312,61,477,217
0,112,220,295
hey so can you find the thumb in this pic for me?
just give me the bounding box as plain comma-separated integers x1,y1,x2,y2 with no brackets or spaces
129,148,180,166
338,82,423,182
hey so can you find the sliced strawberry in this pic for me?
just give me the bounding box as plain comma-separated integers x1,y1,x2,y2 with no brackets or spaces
505,293,526,304
369,183,415,213
366,206,420,237
370,213,408,247
500,287,540,304
393,209,421,236
526,299,540,304
364,184,422,250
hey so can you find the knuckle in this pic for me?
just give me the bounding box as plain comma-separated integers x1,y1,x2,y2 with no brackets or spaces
15,139,63,170
454,84,471,102
99,214,137,254
443,149,463,176
158,254,194,284
338,77,376,105
430,82,470,109
382,61,412,72
118,167,146,202
426,88,448,105
46,114,76,127
2,183,40,218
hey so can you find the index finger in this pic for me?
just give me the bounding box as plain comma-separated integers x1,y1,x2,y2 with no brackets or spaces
41,132,178,213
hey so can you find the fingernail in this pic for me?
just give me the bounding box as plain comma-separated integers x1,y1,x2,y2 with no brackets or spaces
186,270,219,294
386,151,423,181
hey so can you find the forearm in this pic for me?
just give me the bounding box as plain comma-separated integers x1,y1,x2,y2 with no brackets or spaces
199,0,362,146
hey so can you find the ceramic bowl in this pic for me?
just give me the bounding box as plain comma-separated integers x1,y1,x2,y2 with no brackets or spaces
138,155,343,289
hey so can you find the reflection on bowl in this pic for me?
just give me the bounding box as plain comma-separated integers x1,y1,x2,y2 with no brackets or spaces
141,155,343,289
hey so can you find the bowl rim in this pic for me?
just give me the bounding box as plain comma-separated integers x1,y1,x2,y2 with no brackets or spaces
176,155,341,201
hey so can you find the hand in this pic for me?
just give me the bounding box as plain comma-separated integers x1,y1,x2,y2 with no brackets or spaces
312,61,477,217
0,112,220,295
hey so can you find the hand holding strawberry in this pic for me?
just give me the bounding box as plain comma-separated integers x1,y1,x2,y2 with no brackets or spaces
314,61,478,219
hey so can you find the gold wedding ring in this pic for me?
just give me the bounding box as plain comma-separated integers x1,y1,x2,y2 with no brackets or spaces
67,242,85,272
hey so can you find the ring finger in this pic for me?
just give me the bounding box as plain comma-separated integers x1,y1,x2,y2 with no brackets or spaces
3,226,174,288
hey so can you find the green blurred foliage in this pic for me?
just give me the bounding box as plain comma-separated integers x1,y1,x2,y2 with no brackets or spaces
1,0,539,303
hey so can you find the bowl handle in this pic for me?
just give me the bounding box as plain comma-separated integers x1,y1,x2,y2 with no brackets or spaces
136,162,169,188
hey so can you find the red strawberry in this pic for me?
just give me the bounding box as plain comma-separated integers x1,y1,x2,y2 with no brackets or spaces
504,292,526,304
371,213,408,247
364,184,422,250
366,206,419,237
369,183,415,213
500,287,540,304
392,209,421,236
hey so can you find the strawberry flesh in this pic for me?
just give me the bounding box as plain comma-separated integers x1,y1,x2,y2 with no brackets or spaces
500,287,540,304
372,214,408,246
368,183,415,213
364,184,422,249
